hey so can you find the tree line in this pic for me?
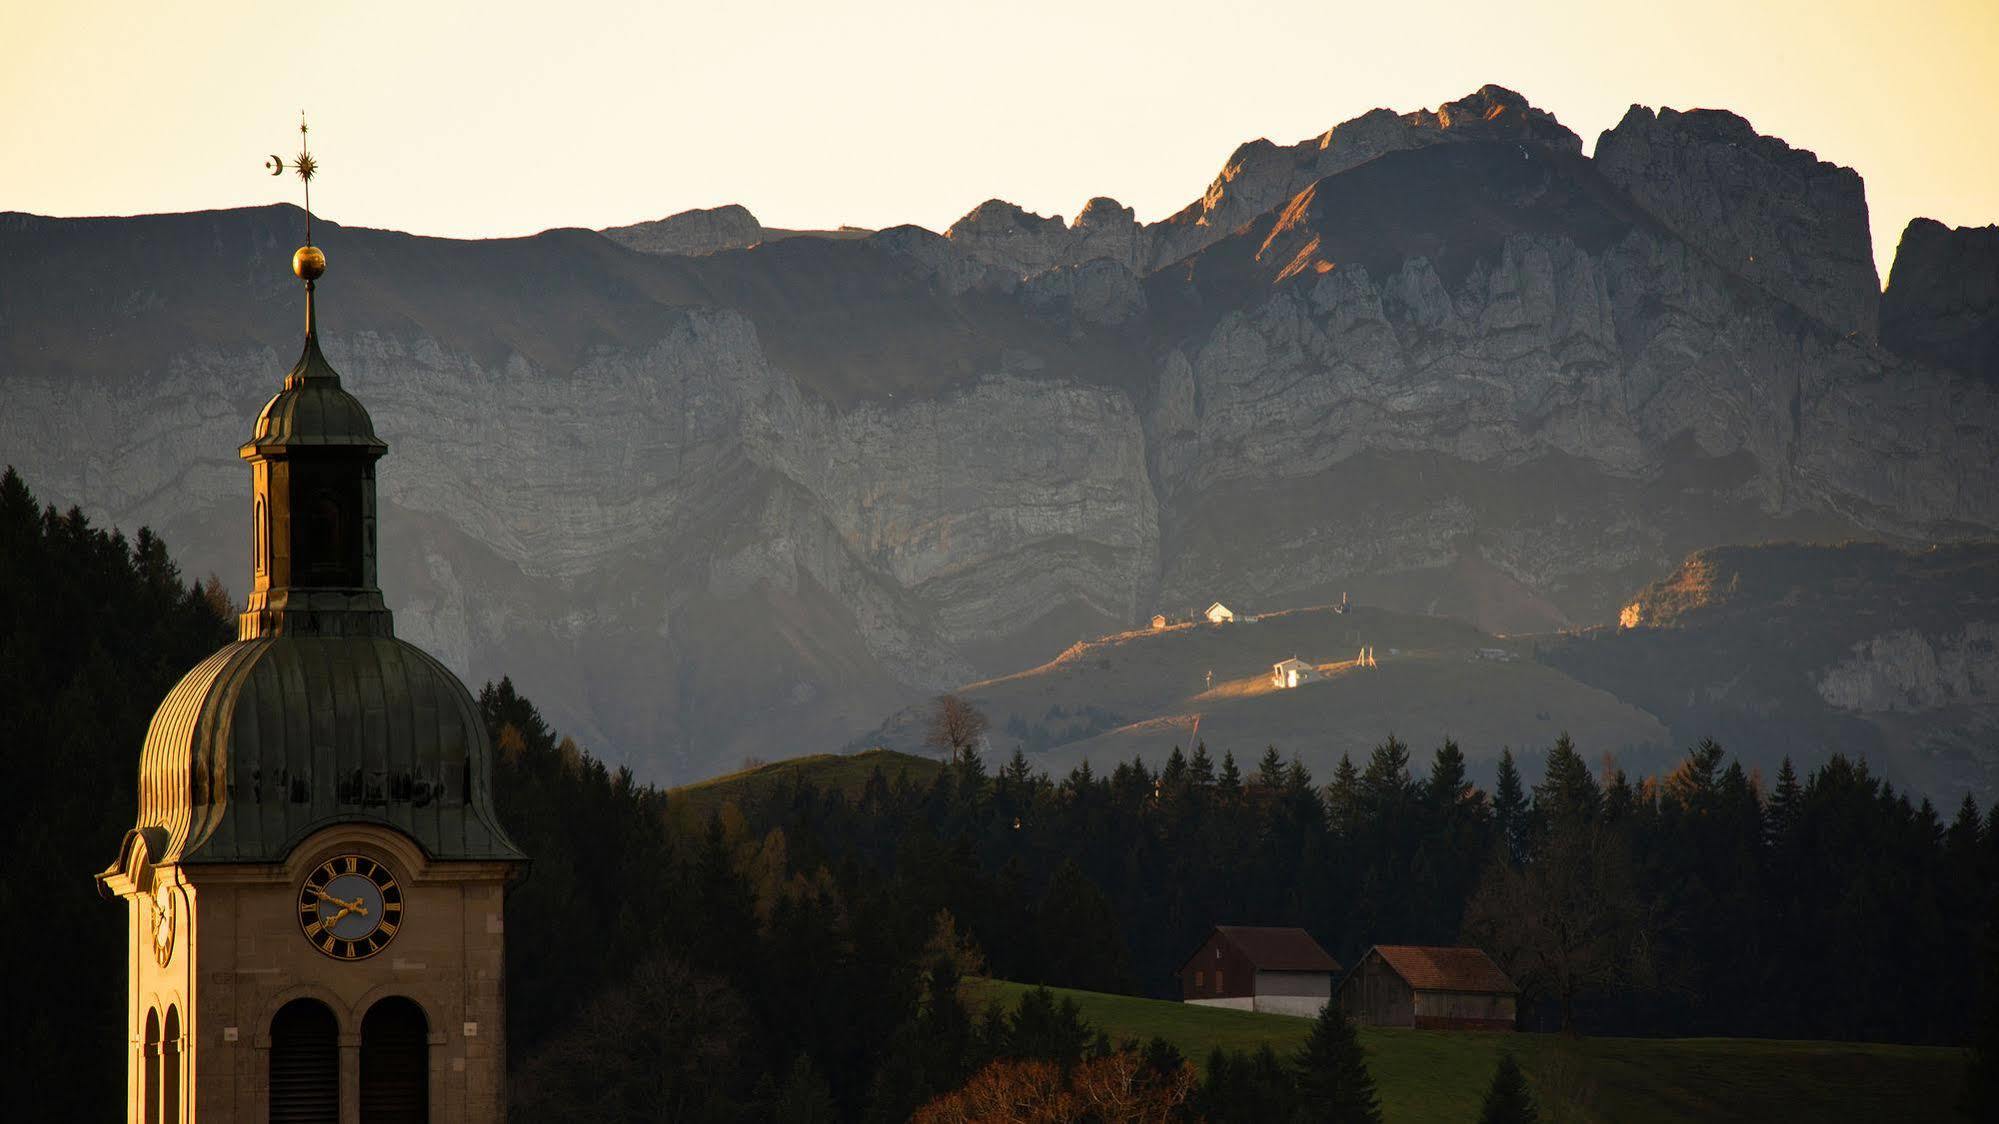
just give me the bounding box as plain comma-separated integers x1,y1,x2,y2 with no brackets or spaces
777,706,1999,1046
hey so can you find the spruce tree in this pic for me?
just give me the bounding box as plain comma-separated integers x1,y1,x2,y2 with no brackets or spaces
1003,747,1035,788
1327,754,1363,839
1258,746,1287,788
1292,1002,1381,1124
1766,756,1802,848
1477,1052,1538,1124
1361,735,1413,807
1534,733,1601,830
1285,754,1315,794
1218,751,1244,795
1190,741,1217,786
1946,794,1983,861
1426,738,1471,808
1492,749,1528,863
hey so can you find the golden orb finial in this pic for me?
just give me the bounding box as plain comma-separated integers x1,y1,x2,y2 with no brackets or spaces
293,245,327,281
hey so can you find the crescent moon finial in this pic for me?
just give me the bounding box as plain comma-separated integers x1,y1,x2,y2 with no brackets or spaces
262,113,323,266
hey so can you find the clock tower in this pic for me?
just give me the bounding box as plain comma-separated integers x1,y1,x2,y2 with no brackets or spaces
98,166,527,1122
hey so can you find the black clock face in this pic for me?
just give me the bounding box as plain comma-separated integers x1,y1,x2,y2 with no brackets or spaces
297,854,403,960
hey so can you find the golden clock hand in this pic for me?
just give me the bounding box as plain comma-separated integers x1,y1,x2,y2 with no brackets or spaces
314,888,369,915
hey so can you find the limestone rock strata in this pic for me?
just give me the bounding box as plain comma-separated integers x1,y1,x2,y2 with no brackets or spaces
1816,623,1999,713
1595,105,1879,339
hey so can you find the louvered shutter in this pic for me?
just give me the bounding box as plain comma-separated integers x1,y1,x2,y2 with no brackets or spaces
269,1001,338,1124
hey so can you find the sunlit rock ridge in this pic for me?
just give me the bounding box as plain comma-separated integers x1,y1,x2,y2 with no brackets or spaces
3,85,1996,786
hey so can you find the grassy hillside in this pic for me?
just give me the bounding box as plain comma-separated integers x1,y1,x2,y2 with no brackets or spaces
666,747,943,817
863,604,1668,780
970,980,1967,1123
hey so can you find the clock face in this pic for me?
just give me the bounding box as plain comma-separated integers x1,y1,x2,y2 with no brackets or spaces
297,854,403,961
150,883,176,967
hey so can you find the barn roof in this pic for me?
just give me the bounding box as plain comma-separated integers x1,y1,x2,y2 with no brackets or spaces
1367,945,1516,994
1181,926,1340,973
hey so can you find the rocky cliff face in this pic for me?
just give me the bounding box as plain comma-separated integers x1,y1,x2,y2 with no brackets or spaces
3,87,1995,792
1595,106,1879,340
1881,218,1999,383
1816,622,1999,713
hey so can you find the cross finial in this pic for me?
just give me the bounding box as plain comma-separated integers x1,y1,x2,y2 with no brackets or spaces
264,111,322,246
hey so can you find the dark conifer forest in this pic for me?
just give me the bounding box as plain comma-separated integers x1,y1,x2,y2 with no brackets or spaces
6,463,1999,1120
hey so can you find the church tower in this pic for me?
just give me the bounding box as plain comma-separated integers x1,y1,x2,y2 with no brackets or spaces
98,127,526,1122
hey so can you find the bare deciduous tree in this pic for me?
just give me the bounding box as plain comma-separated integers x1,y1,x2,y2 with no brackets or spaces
926,694,989,764
1462,821,1654,1035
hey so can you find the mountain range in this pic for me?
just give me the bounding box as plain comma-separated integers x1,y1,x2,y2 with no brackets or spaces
5,85,1996,793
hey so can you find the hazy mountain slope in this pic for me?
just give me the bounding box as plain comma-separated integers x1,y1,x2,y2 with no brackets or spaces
4,86,1996,787
1541,542,1999,799
0,208,1156,776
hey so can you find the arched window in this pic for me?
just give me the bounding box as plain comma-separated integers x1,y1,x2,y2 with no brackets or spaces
142,1008,161,1124
359,997,429,1123
162,1006,182,1124
269,999,337,1124
254,497,267,574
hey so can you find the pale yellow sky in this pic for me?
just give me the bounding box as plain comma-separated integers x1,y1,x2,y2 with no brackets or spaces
3,0,1995,280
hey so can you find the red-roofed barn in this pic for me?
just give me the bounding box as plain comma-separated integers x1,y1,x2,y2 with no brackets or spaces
1338,945,1518,1031
1179,926,1341,1017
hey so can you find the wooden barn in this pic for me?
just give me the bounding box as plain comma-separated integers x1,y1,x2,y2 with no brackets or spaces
1179,926,1340,1017
1338,945,1518,1031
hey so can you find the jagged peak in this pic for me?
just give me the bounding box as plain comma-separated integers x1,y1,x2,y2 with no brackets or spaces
1313,85,1583,155
946,199,1067,239
1162,85,1585,261
1600,104,1858,181
1073,197,1134,230
1416,84,1581,150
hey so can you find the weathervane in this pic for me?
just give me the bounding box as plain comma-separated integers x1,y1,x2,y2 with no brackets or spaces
264,111,326,340
266,112,321,247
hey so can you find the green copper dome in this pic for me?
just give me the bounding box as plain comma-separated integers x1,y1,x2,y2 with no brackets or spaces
136,636,522,863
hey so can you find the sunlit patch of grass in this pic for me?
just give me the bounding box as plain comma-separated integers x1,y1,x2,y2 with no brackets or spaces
968,980,1965,1123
